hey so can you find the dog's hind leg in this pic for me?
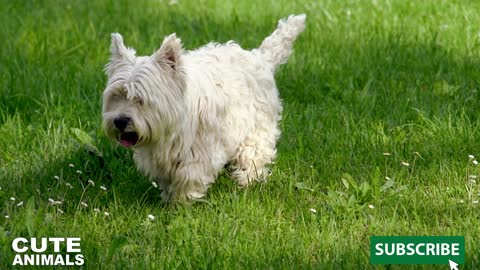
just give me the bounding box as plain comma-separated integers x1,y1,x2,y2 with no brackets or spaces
230,128,279,186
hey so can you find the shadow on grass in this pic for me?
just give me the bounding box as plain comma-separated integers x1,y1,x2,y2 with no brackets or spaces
279,37,480,119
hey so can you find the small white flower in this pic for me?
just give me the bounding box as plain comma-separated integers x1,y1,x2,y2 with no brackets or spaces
76,170,82,174
10,197,16,201
48,198,55,204
69,163,75,168
309,208,317,214
54,175,60,180
88,179,95,186
100,185,107,191
148,214,155,220
5,215,9,219
368,204,375,209
104,211,110,216
383,152,391,156
470,179,477,184
401,161,410,167
94,208,100,213
474,160,479,165
81,202,88,207
152,182,158,188
469,155,475,160
469,175,477,179
66,183,73,189
54,201,63,205
385,176,391,180
16,201,24,207
473,200,479,204
57,209,64,214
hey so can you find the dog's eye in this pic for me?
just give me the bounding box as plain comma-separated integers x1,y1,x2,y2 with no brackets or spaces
134,97,144,106
110,93,125,102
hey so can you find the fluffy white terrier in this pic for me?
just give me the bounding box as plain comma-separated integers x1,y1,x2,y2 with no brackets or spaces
102,14,306,201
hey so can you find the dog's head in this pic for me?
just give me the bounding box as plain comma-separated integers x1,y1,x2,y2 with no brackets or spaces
102,33,186,148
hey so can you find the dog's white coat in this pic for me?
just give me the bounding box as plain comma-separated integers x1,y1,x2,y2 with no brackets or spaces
102,14,306,201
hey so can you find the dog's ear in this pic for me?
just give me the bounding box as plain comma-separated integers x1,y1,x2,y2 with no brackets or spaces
106,33,135,77
110,33,129,59
154,33,183,71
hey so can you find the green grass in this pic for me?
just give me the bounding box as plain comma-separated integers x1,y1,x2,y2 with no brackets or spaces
1,0,480,269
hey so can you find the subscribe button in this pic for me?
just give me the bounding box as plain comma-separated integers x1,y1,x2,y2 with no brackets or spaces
370,236,465,266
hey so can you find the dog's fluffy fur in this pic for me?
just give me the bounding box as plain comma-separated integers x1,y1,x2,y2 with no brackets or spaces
102,14,306,201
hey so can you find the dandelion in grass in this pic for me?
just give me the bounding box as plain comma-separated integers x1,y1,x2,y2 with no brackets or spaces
69,163,75,168
368,205,375,209
152,182,158,188
10,197,16,201
54,175,60,180
88,179,95,186
309,208,317,214
401,161,410,167
100,185,107,191
66,183,73,189
76,170,82,174
81,202,88,207
16,201,24,207
148,214,155,221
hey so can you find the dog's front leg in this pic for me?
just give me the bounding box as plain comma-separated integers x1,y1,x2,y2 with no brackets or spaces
164,162,215,202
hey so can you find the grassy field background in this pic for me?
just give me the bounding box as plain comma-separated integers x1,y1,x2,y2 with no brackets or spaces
1,0,480,269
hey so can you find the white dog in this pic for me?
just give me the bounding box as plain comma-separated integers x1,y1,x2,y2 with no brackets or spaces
102,14,306,201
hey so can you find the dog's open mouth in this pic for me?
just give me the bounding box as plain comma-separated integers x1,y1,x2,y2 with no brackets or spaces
119,132,139,147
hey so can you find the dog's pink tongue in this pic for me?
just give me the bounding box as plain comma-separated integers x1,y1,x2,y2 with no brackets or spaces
120,139,133,147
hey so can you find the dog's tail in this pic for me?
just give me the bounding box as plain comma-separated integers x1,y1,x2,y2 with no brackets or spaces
257,14,306,70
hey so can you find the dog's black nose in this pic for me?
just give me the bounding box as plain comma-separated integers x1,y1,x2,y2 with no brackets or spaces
113,116,130,131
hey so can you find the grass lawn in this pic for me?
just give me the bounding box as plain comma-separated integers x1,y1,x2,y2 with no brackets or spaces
1,0,480,269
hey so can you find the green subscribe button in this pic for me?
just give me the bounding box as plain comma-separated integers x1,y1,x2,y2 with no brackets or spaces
370,236,465,265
